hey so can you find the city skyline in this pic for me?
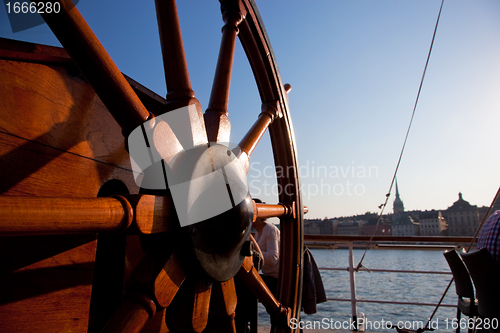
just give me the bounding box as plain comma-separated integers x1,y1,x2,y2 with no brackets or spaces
308,190,491,220
305,188,493,238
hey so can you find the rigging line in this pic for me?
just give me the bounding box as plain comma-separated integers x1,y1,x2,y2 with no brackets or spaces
423,185,500,330
0,129,135,173
356,0,445,271
465,185,500,253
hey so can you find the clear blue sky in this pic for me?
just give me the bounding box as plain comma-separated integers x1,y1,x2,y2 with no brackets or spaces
1,0,499,218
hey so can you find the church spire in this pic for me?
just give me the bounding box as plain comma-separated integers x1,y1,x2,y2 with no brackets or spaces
393,179,404,215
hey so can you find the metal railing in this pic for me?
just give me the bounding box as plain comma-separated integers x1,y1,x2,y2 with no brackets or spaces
304,235,475,327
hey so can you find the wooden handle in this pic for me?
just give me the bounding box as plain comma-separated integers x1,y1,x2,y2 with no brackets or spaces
0,196,133,235
0,194,178,236
253,202,295,221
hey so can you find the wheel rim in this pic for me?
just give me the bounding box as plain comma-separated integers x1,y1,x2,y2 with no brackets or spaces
237,0,304,325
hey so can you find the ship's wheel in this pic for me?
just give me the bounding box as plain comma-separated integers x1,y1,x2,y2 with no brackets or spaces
0,0,303,332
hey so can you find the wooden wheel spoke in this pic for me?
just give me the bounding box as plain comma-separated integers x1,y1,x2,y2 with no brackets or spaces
210,279,237,319
150,119,184,165
253,200,308,221
252,201,296,222
236,257,291,329
236,102,278,172
152,252,186,307
204,2,246,143
154,0,208,153
191,280,212,333
205,280,237,333
101,252,186,333
37,0,150,136
154,0,194,104
165,277,212,333
100,293,157,333
0,195,177,235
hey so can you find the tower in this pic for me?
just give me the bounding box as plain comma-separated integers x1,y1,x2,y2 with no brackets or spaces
393,180,404,215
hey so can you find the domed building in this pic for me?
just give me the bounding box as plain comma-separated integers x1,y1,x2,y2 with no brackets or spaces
446,192,479,236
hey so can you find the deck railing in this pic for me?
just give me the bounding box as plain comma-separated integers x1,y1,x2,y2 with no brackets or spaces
303,235,476,329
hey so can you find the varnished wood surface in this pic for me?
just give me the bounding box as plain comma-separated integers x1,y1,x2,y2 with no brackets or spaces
0,47,142,332
0,234,97,332
0,37,72,64
0,59,137,196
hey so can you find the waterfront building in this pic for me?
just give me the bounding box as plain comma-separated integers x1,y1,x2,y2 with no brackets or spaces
445,192,479,236
304,218,337,235
418,210,447,236
319,218,335,234
392,213,419,236
362,217,392,236
304,219,321,235
337,220,361,236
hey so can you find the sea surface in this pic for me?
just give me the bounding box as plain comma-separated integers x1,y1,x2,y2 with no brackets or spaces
258,248,465,332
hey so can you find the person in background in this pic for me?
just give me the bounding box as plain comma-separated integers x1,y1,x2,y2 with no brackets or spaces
234,199,280,333
252,199,280,296
234,233,262,333
477,209,500,265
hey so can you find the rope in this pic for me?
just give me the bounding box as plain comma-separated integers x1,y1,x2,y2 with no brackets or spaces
356,0,445,272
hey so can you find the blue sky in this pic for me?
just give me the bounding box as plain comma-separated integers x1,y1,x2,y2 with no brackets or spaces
1,0,499,218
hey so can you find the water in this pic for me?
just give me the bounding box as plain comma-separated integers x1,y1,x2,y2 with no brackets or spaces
259,248,461,332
